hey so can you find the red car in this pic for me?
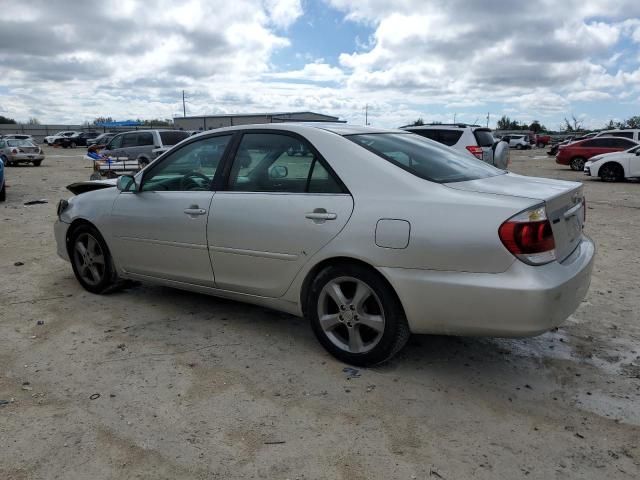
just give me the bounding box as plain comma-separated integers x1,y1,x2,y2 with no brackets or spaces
556,136,639,171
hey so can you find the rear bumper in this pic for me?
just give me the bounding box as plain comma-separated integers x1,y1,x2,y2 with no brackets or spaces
8,154,44,162
381,235,595,336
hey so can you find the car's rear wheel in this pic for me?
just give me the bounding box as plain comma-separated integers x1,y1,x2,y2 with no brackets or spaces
599,162,624,182
537,142,544,148
32,160,42,166
308,264,410,366
516,144,523,150
70,141,76,148
69,224,116,294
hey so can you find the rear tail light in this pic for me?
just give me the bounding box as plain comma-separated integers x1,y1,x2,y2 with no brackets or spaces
466,145,483,160
11,148,18,154
498,205,556,265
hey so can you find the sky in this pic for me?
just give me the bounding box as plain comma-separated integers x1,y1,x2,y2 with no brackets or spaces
0,0,639,130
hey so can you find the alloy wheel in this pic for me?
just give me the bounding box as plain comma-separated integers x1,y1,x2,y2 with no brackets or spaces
73,233,106,286
317,276,385,354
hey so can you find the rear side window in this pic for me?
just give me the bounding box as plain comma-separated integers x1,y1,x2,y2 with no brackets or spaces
473,129,495,147
610,138,636,149
121,133,138,148
582,139,610,147
137,132,154,146
348,133,502,183
609,131,633,139
159,131,190,146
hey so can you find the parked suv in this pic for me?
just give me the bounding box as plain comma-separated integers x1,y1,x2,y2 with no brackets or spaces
402,124,509,169
56,131,100,148
44,131,80,145
501,135,531,150
101,130,190,167
556,136,639,170
594,129,640,142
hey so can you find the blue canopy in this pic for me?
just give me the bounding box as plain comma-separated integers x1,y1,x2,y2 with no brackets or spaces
94,120,142,127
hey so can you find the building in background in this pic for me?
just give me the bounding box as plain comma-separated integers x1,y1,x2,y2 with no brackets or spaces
173,111,342,131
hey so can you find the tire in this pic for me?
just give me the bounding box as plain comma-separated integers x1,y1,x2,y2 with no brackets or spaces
537,142,544,148
70,142,76,148
32,160,42,166
89,172,102,180
570,157,586,171
138,158,150,168
599,162,624,182
0,183,5,202
307,263,410,366
516,144,523,150
69,224,117,294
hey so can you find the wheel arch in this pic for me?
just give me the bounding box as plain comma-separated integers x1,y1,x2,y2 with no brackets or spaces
65,218,105,257
598,160,625,179
299,256,406,319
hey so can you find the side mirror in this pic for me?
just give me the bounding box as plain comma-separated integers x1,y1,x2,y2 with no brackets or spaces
117,175,137,192
269,165,288,179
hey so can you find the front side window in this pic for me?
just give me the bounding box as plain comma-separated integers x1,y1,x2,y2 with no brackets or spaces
141,135,231,192
610,131,633,139
108,135,123,149
610,138,635,149
227,133,343,193
348,133,503,183
121,133,138,148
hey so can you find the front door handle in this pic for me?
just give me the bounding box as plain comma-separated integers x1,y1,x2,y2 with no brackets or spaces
305,208,337,222
184,204,207,216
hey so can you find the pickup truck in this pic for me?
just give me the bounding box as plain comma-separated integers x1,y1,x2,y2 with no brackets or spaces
534,134,551,147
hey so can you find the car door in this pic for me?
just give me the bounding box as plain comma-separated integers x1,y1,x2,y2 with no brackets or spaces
208,131,354,297
104,133,124,157
628,146,640,177
119,132,140,159
110,134,233,285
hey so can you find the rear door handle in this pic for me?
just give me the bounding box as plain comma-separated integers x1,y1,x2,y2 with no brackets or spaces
305,208,337,222
184,205,207,216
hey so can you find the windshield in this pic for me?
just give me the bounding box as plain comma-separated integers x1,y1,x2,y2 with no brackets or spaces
347,133,503,183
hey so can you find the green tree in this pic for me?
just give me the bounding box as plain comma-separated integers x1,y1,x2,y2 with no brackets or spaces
562,115,583,132
529,121,541,133
624,116,640,128
410,117,425,126
497,115,512,130
0,115,17,124
27,117,40,125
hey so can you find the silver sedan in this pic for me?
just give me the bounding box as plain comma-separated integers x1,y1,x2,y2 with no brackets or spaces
54,124,595,365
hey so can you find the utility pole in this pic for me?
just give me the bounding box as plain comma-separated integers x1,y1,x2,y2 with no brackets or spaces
453,113,457,123
486,112,490,128
364,104,369,126
182,90,186,117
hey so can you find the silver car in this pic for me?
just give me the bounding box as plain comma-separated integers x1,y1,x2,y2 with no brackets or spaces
0,139,45,166
54,124,595,365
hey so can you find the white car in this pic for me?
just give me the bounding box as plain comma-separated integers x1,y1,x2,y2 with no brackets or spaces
44,131,80,145
594,129,640,142
502,135,531,150
54,123,594,366
401,124,509,169
584,143,640,181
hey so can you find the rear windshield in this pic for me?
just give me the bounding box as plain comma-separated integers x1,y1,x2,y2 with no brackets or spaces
159,131,190,146
7,140,35,147
473,129,495,147
348,133,503,183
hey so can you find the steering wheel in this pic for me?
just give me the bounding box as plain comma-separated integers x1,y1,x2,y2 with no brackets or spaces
180,171,210,191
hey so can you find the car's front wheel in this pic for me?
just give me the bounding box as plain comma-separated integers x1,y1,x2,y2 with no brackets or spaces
69,224,116,294
516,144,523,150
32,160,42,166
308,264,410,366
599,162,624,182
570,157,587,171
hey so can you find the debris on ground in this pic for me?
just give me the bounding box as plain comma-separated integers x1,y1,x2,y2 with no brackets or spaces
343,367,361,378
23,199,48,205
14,261,24,266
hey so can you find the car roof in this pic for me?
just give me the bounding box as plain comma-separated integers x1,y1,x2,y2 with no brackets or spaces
192,123,404,137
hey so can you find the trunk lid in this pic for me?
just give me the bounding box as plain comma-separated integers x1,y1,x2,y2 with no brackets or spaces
447,173,585,262
19,146,39,153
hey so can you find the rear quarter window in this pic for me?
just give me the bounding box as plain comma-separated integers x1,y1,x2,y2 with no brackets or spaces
159,131,190,146
348,133,502,184
473,129,495,147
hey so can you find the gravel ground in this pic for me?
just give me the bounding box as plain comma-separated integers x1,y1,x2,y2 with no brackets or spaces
1,145,639,480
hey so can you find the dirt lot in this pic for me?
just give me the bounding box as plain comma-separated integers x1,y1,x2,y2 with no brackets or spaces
1,145,639,479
